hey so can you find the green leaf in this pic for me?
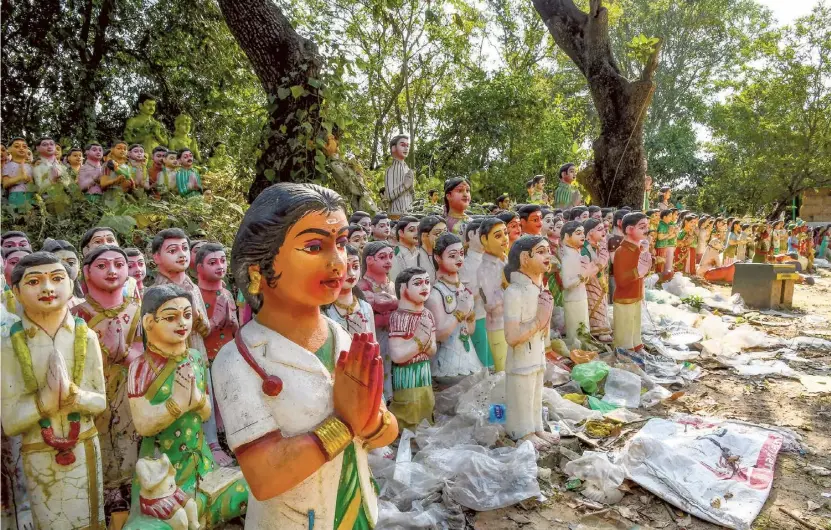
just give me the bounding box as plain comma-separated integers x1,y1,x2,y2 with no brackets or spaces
308,78,322,88
290,85,305,99
277,87,291,100
264,169,276,181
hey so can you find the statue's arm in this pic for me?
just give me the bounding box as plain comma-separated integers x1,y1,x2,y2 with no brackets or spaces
72,333,107,416
0,339,42,436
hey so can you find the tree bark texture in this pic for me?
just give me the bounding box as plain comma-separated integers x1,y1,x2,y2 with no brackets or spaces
218,0,324,202
531,0,660,207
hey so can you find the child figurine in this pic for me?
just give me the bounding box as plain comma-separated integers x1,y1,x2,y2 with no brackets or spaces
127,144,150,191
519,204,544,236
161,150,179,192
581,219,612,342
696,216,713,263
388,267,438,431
325,245,376,337
389,216,420,283
102,141,136,197
655,210,675,280
560,221,597,348
196,243,239,362
723,220,742,266
175,149,203,198
1,137,34,209
72,246,142,508
213,183,397,529
460,220,491,368
1,252,107,529
425,233,481,381
125,248,147,297
478,218,510,372
41,239,85,309
444,177,472,236
123,285,248,530
503,236,557,450
613,213,652,351
347,224,368,255
497,211,522,248
415,215,447,282
737,223,750,261
370,213,392,242
773,220,788,257
674,213,699,275
32,137,69,194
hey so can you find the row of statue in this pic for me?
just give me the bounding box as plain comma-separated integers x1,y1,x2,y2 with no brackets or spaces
0,167,819,530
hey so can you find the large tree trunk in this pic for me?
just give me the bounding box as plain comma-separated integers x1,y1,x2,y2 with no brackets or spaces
218,0,324,203
531,0,660,207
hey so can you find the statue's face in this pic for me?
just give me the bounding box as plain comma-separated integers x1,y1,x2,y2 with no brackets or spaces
179,151,193,168
521,240,551,277
25,149,33,163
197,251,227,283
127,253,147,282
399,222,419,247
403,272,431,304
604,211,614,230
542,214,556,236
366,246,394,278
175,115,192,134
372,218,391,239
579,210,590,222
189,242,206,270
38,138,56,157
562,165,576,184
627,218,650,241
54,250,79,281
587,223,606,245
499,197,511,210
446,182,471,213
85,250,128,294
84,230,118,256
67,150,83,167
55,144,63,159
535,178,545,191
505,217,521,241
3,250,28,286
482,223,508,259
10,140,28,161
565,226,585,248
423,222,447,253
129,145,145,162
348,230,367,253
154,238,190,274
153,149,167,167
164,153,178,169
342,254,360,292
13,262,72,314
553,220,564,239
521,211,543,236
591,209,602,221
139,99,157,116
2,236,31,251
111,143,128,161
392,138,410,159
436,242,464,274
86,145,103,162
145,297,193,348
357,216,372,234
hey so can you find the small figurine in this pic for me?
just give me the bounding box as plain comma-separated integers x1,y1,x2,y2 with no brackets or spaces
477,218,509,371
324,245,376,337
552,163,582,209
655,209,675,280
162,150,179,192
698,217,726,277
134,454,199,530
2,247,31,313
656,186,671,210
613,213,651,351
773,220,788,257
723,220,742,266
32,137,69,194
643,174,652,210
674,213,699,275
415,215,447,282
195,243,239,362
148,146,168,195
370,213,392,242
425,233,482,380
124,93,169,157
1,252,107,529
496,193,511,212
358,241,398,398
443,177,471,236
1,137,34,208
497,211,522,248
65,147,83,178
214,183,397,528
384,134,415,217
175,149,203,198
78,142,105,201
347,224,368,254
388,267,437,430
696,216,713,263
459,220,491,368
322,131,378,214
125,247,148,297
737,222,750,262
503,235,556,449
102,141,136,197
527,175,548,205
207,141,231,172
389,215,420,283
560,221,596,347
349,210,373,235
519,204,544,236
168,114,201,162
581,219,612,342
128,143,150,190
542,209,559,247
1,231,32,251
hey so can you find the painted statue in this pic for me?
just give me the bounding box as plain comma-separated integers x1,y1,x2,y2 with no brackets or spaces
347,224,368,255
78,142,105,201
1,251,107,529
349,211,373,235
384,134,415,217
655,209,676,280
737,223,750,262
175,150,203,198
674,213,699,275
443,177,471,236
1,137,34,208
415,215,447,282
477,218,509,372
128,144,150,190
656,186,671,211
698,218,726,277
124,94,169,157
66,147,83,181
527,175,548,205
162,150,179,192
72,246,142,509
388,267,437,430
41,239,85,309
213,182,398,529
207,142,231,172
102,141,137,197
553,163,582,210
425,233,482,380
560,221,595,348
32,136,70,194
148,146,168,196
519,204,544,236
370,213,392,242
168,114,201,162
322,132,378,214
581,219,611,342
1,231,32,252
459,220,491,368
195,243,239,361
503,235,557,450
696,216,713,263
497,211,522,249
2,247,31,314
723,220,742,266
123,284,248,529
613,213,651,351
389,215,421,284
126,247,148,297
324,245,376,338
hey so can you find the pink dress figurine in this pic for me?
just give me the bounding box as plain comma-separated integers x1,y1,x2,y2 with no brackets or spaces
581,219,612,342
78,142,105,202
125,248,147,297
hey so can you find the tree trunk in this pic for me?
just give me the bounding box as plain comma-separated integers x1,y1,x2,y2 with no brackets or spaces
531,0,660,207
218,0,324,203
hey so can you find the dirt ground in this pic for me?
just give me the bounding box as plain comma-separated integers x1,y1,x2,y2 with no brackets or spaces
471,271,831,530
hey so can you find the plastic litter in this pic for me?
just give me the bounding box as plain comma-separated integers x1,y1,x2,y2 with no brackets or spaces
544,361,571,386
542,388,602,427
587,395,619,413
616,348,681,384
570,349,598,364
602,368,642,408
640,385,673,408
571,361,610,394
563,451,625,504
554,379,583,395
376,500,453,529
799,374,831,393
645,288,681,305
788,336,831,351
662,273,712,299
731,360,799,378
433,369,488,415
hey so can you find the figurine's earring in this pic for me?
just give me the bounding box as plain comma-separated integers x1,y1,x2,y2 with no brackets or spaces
248,268,262,295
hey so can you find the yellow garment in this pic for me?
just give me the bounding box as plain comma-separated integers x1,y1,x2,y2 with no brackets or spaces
389,386,435,432
487,329,507,373
613,301,642,350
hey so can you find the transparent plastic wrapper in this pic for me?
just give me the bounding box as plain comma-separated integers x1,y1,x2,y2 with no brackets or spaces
644,336,701,362
788,336,831,351
544,361,571,386
731,360,799,378
571,361,610,394
640,385,673,408
434,369,488,415
414,442,541,511
554,380,583,395
376,500,453,530
702,324,782,358
602,368,642,408
697,314,730,340
569,349,598,365
563,451,625,504
455,372,505,421
542,387,602,426
662,274,712,299
645,288,681,305
616,348,681,384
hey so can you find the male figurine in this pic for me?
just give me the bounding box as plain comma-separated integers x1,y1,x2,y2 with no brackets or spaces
388,268,437,431
415,215,447,282
389,215,421,283
496,193,511,212
1,231,32,251
32,136,69,194
478,217,510,372
208,141,231,172
519,204,544,236
72,246,142,505
460,220,491,368
196,243,239,361
127,143,150,190
371,213,392,242
613,213,652,351
384,134,415,217
168,113,202,161
78,142,105,202
560,221,597,348
175,149,203,198
2,137,34,208
124,93,168,156
553,163,582,209
125,247,147,296
1,252,106,529
503,236,557,450
147,146,168,196
162,149,179,191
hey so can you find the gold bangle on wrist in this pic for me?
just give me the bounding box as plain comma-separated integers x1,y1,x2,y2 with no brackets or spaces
314,417,353,461
362,410,393,449
166,398,183,418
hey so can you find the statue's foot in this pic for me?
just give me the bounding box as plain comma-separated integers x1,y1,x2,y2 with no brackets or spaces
519,433,549,451
597,334,613,343
209,442,235,467
536,430,560,446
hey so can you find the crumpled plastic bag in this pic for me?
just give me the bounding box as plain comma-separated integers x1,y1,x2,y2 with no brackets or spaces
645,288,682,305
731,360,799,378
602,368,642,408
662,273,712,299
563,451,625,504
376,500,455,529
640,385,673,408
544,361,571,386
455,372,505,421
571,361,610,394
434,370,489,415
542,387,602,426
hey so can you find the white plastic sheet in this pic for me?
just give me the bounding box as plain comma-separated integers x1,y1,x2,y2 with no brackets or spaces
564,451,625,504
602,368,642,408
622,416,785,530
